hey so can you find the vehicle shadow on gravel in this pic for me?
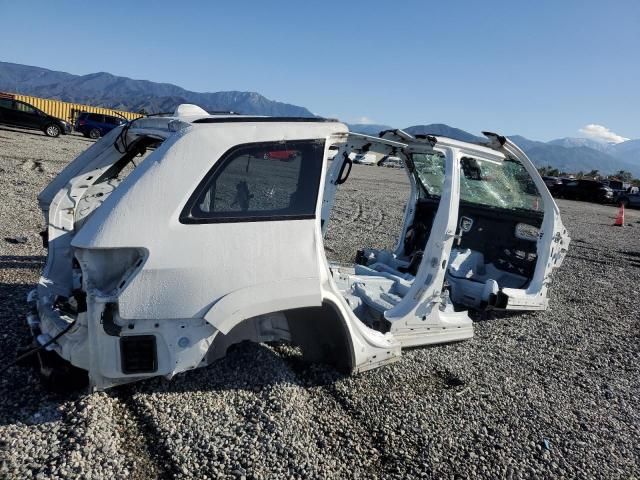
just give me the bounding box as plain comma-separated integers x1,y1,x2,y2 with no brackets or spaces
0,126,95,143
0,126,47,138
0,255,46,269
122,341,348,398
467,309,523,323
0,279,86,428
0,278,346,428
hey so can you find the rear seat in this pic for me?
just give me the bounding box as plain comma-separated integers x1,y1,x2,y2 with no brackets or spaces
351,263,415,314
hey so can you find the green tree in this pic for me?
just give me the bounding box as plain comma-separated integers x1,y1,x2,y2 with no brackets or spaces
537,165,558,176
615,170,633,182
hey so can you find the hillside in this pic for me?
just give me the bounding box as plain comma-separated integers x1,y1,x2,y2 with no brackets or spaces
404,124,484,143
523,145,630,175
346,123,393,136
609,139,640,164
0,61,313,117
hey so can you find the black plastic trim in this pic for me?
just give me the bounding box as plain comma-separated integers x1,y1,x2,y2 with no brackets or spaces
120,335,158,374
488,291,510,309
192,116,337,124
39,230,49,248
378,129,399,138
414,134,438,146
482,131,507,146
181,213,316,224
102,303,122,337
335,153,352,185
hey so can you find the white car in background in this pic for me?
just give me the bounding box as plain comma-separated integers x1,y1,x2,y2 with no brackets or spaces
379,155,404,168
350,152,377,165
26,104,569,390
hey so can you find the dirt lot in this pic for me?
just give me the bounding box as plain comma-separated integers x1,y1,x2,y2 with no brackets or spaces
0,126,639,479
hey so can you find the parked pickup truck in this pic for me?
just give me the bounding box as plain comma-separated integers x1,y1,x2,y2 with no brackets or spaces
26,104,569,390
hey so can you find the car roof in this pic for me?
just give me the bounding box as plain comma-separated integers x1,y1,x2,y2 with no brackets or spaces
192,116,337,124
81,112,118,118
133,104,335,126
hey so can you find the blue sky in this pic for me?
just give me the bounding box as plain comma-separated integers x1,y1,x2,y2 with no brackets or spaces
0,0,638,141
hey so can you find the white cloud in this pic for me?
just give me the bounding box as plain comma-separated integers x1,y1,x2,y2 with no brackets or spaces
354,116,375,124
578,124,629,144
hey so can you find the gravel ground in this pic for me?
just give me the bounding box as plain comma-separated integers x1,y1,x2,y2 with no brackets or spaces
0,126,639,479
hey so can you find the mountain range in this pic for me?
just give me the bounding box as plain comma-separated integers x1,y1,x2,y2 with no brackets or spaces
1,61,638,177
348,125,640,177
0,61,313,117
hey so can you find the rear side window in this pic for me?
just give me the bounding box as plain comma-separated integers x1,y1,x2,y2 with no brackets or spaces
181,140,325,223
15,102,36,114
0,99,12,109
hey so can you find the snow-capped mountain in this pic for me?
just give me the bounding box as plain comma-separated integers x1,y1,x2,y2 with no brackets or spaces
547,137,614,153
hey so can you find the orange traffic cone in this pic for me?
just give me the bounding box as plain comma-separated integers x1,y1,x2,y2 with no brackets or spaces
614,204,625,227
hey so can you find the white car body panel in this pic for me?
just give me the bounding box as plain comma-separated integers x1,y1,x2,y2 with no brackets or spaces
27,106,569,390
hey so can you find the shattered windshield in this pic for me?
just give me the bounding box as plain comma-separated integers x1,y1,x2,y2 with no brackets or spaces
412,152,542,212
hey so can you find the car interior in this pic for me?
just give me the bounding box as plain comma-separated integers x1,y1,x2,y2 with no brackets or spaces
327,149,544,331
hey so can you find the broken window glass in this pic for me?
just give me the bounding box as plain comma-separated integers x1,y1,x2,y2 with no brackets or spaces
412,153,542,212
412,152,446,197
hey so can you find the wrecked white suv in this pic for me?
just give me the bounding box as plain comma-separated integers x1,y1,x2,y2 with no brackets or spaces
27,105,569,390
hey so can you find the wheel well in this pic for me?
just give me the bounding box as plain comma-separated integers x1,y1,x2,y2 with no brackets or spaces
206,302,355,373
285,301,355,373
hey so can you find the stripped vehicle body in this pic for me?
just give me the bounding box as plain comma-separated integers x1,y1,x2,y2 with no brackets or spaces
27,105,569,390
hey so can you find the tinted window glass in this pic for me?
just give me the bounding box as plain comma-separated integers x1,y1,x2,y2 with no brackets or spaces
105,116,120,125
182,140,325,223
15,102,37,114
0,99,12,109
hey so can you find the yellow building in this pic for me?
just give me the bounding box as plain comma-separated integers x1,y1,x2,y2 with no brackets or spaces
0,91,142,124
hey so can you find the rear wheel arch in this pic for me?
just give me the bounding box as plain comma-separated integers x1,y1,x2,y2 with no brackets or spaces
285,301,355,373
206,301,356,373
